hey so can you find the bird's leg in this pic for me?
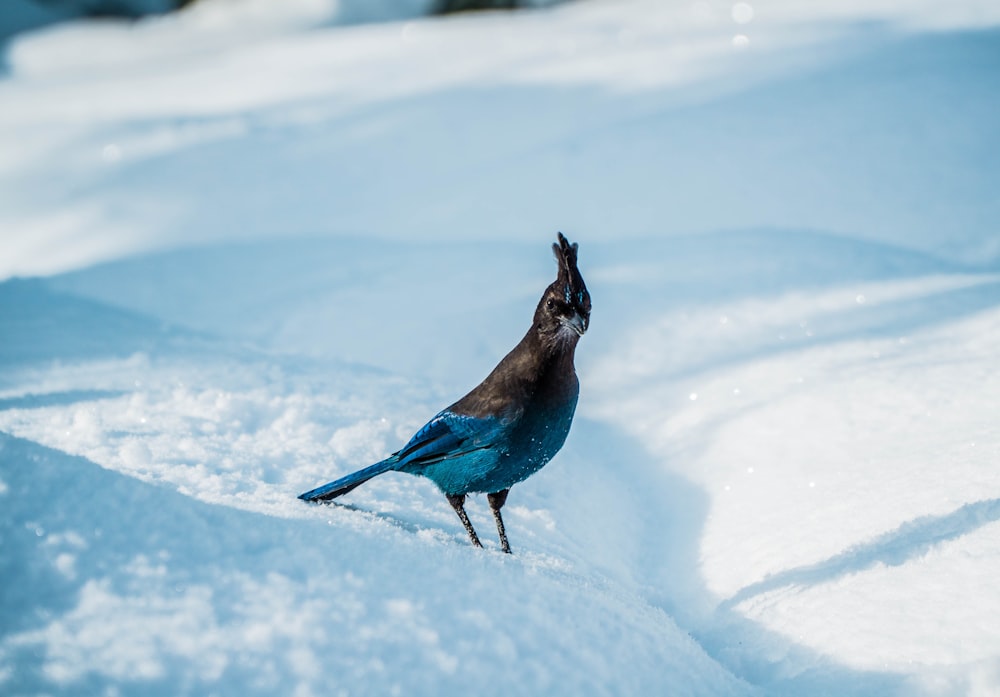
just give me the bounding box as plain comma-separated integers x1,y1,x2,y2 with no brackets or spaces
446,494,482,548
488,489,511,554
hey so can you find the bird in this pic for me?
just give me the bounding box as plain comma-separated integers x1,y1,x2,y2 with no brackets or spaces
299,233,591,553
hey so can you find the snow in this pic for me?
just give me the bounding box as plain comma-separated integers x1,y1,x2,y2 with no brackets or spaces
2,1,1000,695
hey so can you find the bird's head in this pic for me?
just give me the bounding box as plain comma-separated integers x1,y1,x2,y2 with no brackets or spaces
534,232,591,346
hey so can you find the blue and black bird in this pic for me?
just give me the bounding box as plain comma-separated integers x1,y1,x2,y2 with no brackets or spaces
299,233,591,553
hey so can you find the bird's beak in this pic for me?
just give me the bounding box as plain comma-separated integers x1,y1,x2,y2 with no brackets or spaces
561,312,587,336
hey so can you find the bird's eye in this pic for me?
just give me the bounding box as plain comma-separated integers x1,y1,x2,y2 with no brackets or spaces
545,299,555,310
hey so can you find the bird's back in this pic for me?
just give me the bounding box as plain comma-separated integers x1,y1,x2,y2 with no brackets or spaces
409,331,580,495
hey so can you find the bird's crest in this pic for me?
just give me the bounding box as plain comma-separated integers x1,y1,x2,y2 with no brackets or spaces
553,232,589,311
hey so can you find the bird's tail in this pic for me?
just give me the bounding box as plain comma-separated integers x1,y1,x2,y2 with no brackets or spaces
298,456,398,502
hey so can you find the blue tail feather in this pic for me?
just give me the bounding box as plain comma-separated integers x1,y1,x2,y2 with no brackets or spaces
298,456,398,502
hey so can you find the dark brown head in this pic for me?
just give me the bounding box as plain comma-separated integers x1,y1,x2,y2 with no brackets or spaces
533,232,591,347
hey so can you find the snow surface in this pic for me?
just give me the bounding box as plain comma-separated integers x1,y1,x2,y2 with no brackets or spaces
2,1,1000,695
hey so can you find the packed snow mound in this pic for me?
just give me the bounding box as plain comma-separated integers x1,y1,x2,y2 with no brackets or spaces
1,432,754,696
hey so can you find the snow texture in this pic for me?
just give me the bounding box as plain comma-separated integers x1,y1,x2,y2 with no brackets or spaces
1,1,999,695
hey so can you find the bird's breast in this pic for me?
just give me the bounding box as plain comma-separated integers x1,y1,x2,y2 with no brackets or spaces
512,387,578,464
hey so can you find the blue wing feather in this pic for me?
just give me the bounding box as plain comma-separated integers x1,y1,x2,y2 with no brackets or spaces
396,410,504,467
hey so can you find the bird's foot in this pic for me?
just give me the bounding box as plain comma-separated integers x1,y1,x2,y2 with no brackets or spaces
447,494,483,548
488,490,512,554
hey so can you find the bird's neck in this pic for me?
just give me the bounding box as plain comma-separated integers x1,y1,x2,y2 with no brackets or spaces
451,325,579,419
497,326,579,402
